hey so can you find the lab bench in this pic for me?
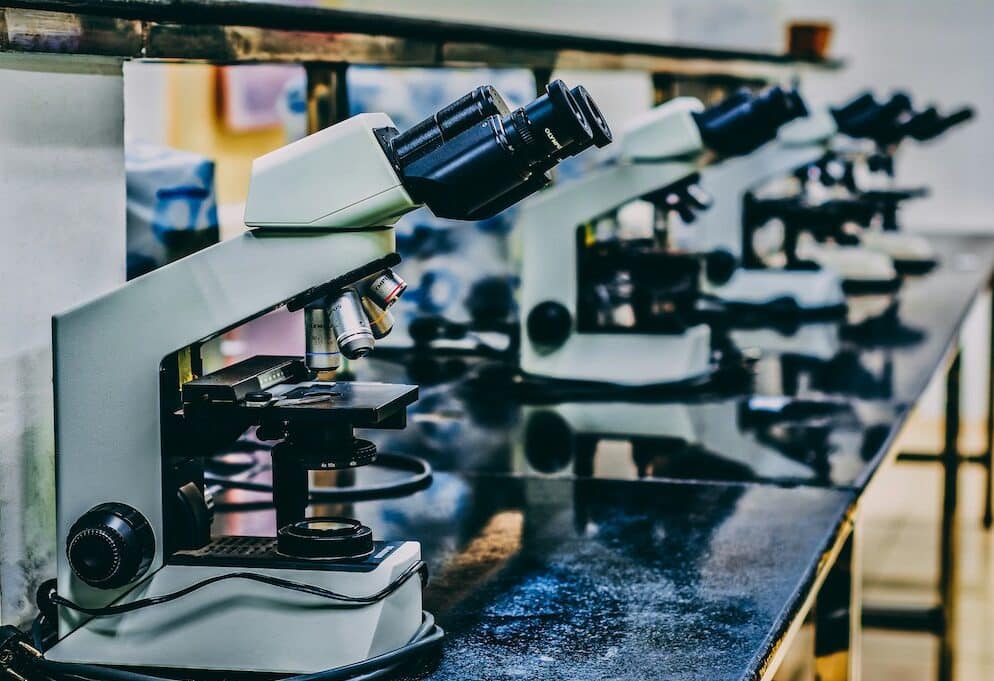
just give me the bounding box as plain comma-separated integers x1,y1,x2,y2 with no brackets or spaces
205,233,994,680
215,476,857,681
0,4,980,679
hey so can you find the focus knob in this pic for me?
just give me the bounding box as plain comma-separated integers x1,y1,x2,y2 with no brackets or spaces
67,503,155,589
526,301,572,349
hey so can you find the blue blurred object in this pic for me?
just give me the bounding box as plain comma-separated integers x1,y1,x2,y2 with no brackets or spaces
126,143,219,279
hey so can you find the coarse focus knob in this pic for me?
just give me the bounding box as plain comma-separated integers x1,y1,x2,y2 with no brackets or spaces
527,301,572,349
67,503,155,589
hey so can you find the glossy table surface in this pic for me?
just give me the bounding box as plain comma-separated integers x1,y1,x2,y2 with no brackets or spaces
353,234,994,493
214,475,854,681
201,234,994,679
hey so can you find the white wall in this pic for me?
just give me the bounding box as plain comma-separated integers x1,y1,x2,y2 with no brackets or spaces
0,54,126,625
785,0,993,231
339,0,994,422
343,0,992,231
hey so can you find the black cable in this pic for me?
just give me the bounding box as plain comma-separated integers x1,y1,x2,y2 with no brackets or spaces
51,560,426,617
205,452,433,502
32,613,443,681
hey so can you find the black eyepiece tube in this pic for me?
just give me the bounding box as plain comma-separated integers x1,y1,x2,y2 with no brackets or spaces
504,80,593,166
901,107,940,140
882,92,913,115
390,85,510,166
830,91,879,129
390,79,611,220
912,106,975,141
569,86,613,149
697,88,755,125
694,86,808,157
840,92,914,140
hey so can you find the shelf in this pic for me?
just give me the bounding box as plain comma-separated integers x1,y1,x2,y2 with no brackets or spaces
0,1,842,80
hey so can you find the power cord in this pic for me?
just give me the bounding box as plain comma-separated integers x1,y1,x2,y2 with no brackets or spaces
48,560,427,617
205,452,433,503
6,562,443,681
6,612,443,681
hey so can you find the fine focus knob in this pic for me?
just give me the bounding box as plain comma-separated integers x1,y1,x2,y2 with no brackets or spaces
67,503,155,589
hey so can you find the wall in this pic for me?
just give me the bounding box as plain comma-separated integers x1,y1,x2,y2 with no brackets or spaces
0,54,126,625
330,0,993,424
784,0,993,231
334,0,991,231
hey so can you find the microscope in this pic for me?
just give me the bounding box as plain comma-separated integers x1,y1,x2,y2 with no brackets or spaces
691,92,883,309
799,91,975,274
709,91,974,301
36,80,610,679
518,85,806,386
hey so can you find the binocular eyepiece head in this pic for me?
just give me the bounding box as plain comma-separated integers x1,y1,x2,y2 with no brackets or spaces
831,91,914,140
384,79,612,221
694,85,808,157
832,90,974,145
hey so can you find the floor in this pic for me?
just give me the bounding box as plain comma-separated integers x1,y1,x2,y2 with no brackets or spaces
860,416,994,680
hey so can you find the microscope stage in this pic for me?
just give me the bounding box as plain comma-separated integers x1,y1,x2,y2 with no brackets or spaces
262,380,418,423
182,355,418,428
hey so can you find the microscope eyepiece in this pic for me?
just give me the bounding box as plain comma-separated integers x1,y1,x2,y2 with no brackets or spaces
384,79,612,220
697,88,754,123
909,106,975,141
830,91,879,127
834,91,914,140
570,85,613,150
390,85,510,167
693,85,808,157
506,79,594,165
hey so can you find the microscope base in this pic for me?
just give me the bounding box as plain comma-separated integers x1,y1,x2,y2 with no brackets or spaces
796,240,901,294
707,269,846,314
859,231,938,274
48,540,423,675
731,323,840,362
521,324,712,387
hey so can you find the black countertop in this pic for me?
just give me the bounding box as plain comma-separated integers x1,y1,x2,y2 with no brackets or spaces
747,233,994,405
213,475,854,681
32,234,989,680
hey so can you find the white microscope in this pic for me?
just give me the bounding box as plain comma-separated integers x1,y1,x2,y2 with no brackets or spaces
800,92,975,274
28,80,610,680
701,91,975,303
519,85,806,387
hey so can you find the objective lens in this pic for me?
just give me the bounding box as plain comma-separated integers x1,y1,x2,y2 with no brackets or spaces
304,304,341,371
360,296,395,340
365,268,407,309
329,288,375,359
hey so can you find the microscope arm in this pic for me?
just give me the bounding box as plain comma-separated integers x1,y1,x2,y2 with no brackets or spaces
518,159,699,332
53,228,396,617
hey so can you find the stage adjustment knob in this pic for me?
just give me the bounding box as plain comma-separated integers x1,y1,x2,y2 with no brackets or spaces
67,503,155,589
